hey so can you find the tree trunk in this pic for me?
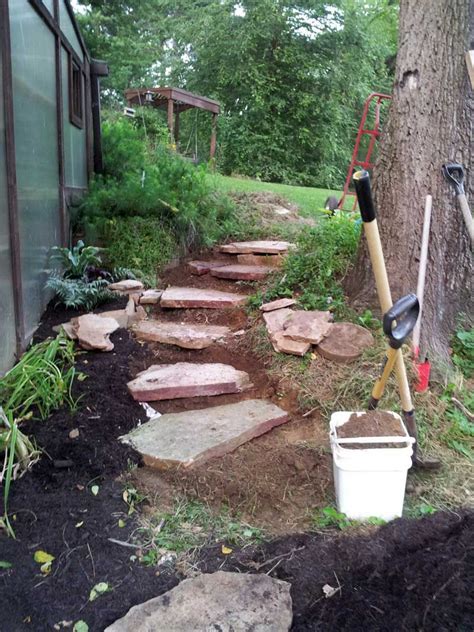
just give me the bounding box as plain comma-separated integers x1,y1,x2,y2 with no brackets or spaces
346,0,473,365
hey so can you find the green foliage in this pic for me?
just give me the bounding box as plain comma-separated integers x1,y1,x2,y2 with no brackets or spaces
312,506,386,530
46,276,114,311
50,240,102,279
440,385,474,460
451,327,474,378
267,215,360,315
139,499,263,562
0,335,80,421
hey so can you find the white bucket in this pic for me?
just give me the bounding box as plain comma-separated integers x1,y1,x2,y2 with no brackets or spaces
330,411,415,521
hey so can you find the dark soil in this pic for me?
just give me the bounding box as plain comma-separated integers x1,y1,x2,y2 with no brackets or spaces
338,410,407,449
198,510,474,631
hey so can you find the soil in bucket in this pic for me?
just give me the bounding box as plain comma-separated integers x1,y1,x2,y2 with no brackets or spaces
337,410,406,449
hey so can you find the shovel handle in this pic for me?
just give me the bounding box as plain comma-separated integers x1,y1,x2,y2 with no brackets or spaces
383,293,420,349
353,170,376,222
442,163,465,195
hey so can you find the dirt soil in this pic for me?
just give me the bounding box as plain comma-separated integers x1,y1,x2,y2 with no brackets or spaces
338,410,407,449
198,510,474,631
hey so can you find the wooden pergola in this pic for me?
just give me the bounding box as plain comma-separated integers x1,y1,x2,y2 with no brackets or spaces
124,87,220,159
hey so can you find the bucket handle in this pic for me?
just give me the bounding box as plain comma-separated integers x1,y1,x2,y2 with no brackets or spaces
336,435,415,445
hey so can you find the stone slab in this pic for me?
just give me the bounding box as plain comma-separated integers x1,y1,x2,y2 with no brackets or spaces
120,399,290,468
138,289,163,304
317,322,374,362
260,298,297,312
237,254,284,268
105,571,292,632
133,320,230,349
271,333,311,356
210,264,273,281
108,279,144,294
127,362,252,401
283,310,333,345
262,308,294,337
160,286,247,309
219,240,293,254
73,314,120,351
188,260,230,275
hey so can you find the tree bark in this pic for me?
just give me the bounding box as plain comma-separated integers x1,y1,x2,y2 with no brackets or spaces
346,0,473,365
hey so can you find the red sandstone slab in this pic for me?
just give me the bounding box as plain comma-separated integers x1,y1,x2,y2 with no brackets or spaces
262,308,294,337
133,320,230,349
283,310,333,344
237,254,283,268
108,279,144,294
160,287,247,309
271,333,310,356
316,322,374,362
127,362,253,401
188,260,230,276
210,264,273,281
218,240,294,255
120,399,289,468
260,298,296,312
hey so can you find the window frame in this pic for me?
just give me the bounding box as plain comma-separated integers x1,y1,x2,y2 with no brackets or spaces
68,52,84,129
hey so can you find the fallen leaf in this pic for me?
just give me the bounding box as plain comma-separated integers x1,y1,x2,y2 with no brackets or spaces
69,429,80,439
118,519,126,528
73,622,89,632
0,561,12,569
34,550,55,565
90,485,99,496
40,561,53,575
89,581,110,602
76,484,85,491
75,521,84,528
221,545,233,555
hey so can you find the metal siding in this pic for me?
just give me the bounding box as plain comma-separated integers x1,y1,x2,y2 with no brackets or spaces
9,0,60,340
62,45,87,187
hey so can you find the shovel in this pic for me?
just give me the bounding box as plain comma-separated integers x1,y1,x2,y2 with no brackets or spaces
368,293,419,410
442,163,474,248
353,170,441,469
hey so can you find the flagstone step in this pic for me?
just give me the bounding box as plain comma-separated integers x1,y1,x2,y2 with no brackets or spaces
188,260,230,275
260,297,297,312
237,253,284,267
283,310,333,344
133,320,230,349
127,362,252,401
160,286,247,309
262,308,310,356
120,399,289,468
218,240,294,254
316,322,374,362
210,264,274,281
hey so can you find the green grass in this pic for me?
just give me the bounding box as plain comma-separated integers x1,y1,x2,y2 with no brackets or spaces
209,174,341,218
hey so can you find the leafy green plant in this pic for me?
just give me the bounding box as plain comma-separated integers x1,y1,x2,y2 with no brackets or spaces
451,327,474,378
50,240,102,278
46,276,114,311
312,506,386,530
0,334,80,420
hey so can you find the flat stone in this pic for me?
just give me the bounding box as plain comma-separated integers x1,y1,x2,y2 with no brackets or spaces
120,399,290,468
219,240,294,254
54,321,77,340
127,362,252,401
260,298,297,312
317,322,374,362
271,333,311,356
283,310,333,344
211,264,273,281
262,308,294,337
73,314,120,351
237,254,284,268
138,289,163,304
105,571,292,632
188,260,229,275
125,296,147,326
160,287,247,309
108,279,144,294
133,320,230,349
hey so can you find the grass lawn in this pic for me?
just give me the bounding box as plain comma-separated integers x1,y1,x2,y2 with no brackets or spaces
210,174,341,217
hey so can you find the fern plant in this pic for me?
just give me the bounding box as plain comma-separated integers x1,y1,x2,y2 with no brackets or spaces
50,240,102,279
46,275,114,310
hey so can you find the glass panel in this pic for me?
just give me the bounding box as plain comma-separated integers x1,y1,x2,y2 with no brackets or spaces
41,0,55,14
62,46,87,187
9,0,60,340
59,0,84,60
0,32,17,374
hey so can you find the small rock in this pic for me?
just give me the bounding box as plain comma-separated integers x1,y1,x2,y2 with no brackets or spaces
125,297,147,326
283,310,333,344
260,298,297,312
97,309,129,329
105,571,292,632
69,428,80,439
127,362,253,401
138,289,163,304
73,314,120,351
262,308,294,338
271,333,310,356
108,279,144,294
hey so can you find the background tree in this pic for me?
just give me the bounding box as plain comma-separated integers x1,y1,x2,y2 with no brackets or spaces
346,0,473,363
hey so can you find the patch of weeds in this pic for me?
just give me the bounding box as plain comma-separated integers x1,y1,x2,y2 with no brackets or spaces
139,498,263,564
440,384,473,460
122,484,147,516
357,309,381,330
312,506,386,530
405,502,437,519
451,326,473,379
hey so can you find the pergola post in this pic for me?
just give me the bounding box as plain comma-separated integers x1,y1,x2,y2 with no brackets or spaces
174,109,180,148
210,112,217,160
167,97,174,145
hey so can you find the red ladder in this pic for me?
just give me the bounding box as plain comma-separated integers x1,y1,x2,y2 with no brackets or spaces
338,92,392,211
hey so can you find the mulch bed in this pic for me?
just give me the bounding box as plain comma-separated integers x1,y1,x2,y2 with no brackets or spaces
0,291,472,630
